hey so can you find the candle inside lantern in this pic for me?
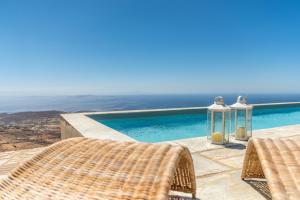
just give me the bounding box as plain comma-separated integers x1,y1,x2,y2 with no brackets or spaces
212,132,223,143
236,127,246,139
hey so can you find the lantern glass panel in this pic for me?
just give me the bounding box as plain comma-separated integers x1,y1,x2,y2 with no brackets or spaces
237,110,247,129
230,110,236,135
213,111,223,134
235,109,247,139
207,110,230,144
224,111,230,142
207,110,212,140
247,109,253,136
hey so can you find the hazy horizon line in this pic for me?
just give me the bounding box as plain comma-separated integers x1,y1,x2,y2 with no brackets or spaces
1,92,300,97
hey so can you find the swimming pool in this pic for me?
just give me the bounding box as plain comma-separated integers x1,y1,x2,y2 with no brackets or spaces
89,104,300,143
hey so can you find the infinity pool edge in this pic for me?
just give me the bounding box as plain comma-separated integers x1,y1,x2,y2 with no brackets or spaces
61,102,300,142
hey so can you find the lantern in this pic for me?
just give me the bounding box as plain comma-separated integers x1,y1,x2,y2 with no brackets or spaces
207,96,231,145
230,96,253,141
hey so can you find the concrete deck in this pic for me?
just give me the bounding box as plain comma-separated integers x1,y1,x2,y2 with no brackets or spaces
1,125,300,199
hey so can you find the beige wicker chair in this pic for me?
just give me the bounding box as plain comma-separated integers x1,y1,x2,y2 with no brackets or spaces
0,137,196,200
242,138,300,200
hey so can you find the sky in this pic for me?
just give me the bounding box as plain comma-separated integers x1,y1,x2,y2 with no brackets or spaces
0,0,300,96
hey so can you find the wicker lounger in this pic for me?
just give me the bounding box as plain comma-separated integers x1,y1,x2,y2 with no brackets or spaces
241,138,300,200
0,137,196,200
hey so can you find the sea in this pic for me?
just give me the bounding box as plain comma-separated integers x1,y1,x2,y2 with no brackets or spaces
0,94,300,113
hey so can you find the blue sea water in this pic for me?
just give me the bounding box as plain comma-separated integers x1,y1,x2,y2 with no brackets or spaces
0,94,300,113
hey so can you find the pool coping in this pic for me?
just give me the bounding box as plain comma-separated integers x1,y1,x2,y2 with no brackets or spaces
61,102,300,142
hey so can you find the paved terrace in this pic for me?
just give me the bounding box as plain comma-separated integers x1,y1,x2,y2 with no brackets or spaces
0,125,300,199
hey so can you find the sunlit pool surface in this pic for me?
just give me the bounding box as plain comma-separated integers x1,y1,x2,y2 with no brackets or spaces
90,104,300,142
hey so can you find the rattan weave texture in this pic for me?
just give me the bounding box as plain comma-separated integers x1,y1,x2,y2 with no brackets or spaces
0,137,196,200
242,138,300,200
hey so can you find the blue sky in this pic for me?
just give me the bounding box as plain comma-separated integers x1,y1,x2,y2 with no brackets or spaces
0,0,300,95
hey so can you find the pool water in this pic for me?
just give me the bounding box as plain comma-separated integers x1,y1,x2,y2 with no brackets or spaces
90,105,300,142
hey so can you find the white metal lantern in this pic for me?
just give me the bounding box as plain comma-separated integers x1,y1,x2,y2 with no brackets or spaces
207,96,231,145
230,96,253,141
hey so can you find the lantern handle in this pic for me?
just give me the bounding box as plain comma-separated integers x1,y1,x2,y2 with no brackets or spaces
214,96,225,105
237,96,247,104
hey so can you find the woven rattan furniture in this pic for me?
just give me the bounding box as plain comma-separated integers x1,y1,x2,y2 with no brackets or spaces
0,137,196,200
242,138,300,200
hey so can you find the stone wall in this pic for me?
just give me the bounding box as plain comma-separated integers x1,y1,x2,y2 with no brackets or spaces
61,118,83,139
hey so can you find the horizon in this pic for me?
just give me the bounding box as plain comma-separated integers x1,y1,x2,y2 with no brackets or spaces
1,0,300,95
1,92,300,97
1,93,300,113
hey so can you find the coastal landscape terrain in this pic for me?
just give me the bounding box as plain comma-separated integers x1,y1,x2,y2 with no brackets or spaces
0,111,62,151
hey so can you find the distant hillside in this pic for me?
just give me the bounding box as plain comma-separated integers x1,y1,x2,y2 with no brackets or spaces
0,111,65,124
0,111,63,152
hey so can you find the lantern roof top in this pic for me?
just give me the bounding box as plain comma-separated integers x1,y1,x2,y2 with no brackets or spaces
208,96,231,111
230,96,253,109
